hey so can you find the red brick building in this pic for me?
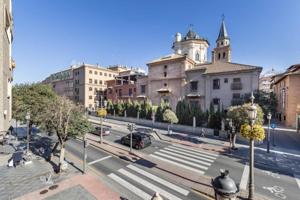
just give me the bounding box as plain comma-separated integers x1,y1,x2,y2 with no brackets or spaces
106,69,145,103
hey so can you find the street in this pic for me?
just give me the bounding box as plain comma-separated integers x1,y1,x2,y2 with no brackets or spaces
82,116,300,200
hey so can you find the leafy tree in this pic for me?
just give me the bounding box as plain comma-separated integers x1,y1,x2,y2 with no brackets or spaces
106,99,114,115
42,96,93,173
134,100,142,118
208,104,223,130
155,100,171,122
12,83,56,132
163,109,178,134
115,100,124,116
227,103,264,131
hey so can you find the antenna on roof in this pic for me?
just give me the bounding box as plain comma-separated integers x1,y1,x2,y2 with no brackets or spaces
189,24,193,30
221,14,225,21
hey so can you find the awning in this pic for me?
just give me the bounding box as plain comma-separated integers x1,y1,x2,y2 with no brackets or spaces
186,93,202,98
136,95,147,98
157,88,171,93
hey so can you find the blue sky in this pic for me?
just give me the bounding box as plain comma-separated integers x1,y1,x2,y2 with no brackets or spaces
13,0,300,83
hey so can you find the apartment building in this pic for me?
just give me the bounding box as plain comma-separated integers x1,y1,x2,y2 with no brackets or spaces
272,64,300,128
106,68,145,103
0,0,14,133
43,67,74,100
138,19,262,111
73,64,120,110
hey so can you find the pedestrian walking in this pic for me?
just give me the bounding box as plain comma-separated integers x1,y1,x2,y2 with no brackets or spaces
200,128,205,137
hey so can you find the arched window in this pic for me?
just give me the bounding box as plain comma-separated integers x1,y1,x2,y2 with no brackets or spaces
218,53,221,60
195,52,200,61
223,52,226,58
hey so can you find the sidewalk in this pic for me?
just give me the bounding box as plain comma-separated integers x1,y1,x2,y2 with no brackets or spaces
16,173,120,200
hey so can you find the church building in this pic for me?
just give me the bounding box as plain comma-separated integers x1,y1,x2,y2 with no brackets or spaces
136,19,262,111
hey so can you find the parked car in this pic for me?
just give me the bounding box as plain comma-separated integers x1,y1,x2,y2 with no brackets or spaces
91,126,110,136
120,132,151,149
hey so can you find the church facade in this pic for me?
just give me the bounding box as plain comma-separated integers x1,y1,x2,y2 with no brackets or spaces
136,19,262,111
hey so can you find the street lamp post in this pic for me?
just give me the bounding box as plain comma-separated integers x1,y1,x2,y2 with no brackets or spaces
247,92,257,200
267,112,272,153
25,112,31,155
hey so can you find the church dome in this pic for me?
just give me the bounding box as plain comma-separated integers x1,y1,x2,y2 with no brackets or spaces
185,29,199,40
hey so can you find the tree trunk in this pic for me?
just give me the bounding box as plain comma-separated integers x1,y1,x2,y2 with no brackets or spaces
59,144,66,173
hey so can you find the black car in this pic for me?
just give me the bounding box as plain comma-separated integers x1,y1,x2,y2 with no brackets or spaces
120,133,151,149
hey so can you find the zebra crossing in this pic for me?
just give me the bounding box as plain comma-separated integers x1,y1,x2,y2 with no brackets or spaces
149,144,218,175
108,164,190,200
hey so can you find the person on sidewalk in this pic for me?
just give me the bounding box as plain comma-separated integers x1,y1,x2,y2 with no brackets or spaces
151,192,163,200
200,128,205,137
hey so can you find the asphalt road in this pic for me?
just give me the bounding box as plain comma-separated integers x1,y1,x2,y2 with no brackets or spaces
65,139,203,200
89,116,300,200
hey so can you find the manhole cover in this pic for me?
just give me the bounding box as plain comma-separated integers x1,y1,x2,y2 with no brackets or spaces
40,189,48,195
49,184,59,190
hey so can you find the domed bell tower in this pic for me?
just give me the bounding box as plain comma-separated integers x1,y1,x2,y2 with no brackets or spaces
212,18,231,63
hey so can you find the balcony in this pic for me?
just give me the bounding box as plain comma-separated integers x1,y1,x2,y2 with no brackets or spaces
231,82,243,90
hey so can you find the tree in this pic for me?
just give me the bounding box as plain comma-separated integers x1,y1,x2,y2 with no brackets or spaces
163,109,178,134
12,83,57,133
42,96,93,173
106,99,114,115
155,100,171,122
227,103,264,131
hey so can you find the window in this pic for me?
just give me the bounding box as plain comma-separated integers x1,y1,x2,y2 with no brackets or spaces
53,84,56,88
100,80,103,85
94,71,98,75
89,70,92,74
89,87,92,91
109,74,111,77
221,41,223,45
109,88,112,94
89,96,92,100
232,93,240,99
233,78,241,83
118,89,122,96
104,73,107,76
195,53,200,61
223,52,226,58
190,100,199,107
224,78,228,83
100,72,102,76
213,98,220,105
129,88,133,96
164,83,167,87
213,79,220,89
115,89,117,93
190,81,198,91
141,85,146,94
164,65,168,69
94,80,98,84
218,53,221,60
133,88,136,92
89,79,92,84
164,72,167,77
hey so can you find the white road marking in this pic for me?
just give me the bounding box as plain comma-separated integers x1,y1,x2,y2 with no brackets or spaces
294,174,300,189
154,151,208,170
164,147,215,162
172,144,219,157
168,146,217,160
108,173,151,200
240,164,249,190
127,165,189,196
150,154,204,175
88,156,111,165
118,168,183,200
159,149,212,166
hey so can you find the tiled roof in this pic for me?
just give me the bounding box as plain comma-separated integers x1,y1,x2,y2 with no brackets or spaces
148,54,186,64
187,62,262,75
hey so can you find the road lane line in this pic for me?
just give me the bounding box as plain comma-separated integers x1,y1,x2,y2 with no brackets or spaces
172,144,219,157
159,149,212,166
164,147,215,162
168,146,217,160
118,169,183,200
154,151,208,170
294,174,300,189
88,156,111,165
127,165,189,196
240,164,249,190
108,173,151,200
150,154,204,174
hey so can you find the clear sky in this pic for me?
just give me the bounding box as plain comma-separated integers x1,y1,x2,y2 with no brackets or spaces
13,0,300,83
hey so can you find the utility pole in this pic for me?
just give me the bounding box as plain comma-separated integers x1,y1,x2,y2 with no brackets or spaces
127,123,135,152
267,112,271,153
83,135,87,174
100,95,103,144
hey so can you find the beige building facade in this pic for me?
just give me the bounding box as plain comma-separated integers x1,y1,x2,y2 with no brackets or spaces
138,19,262,111
272,64,300,128
0,0,14,133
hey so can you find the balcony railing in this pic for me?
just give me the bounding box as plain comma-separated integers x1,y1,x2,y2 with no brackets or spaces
231,82,243,90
